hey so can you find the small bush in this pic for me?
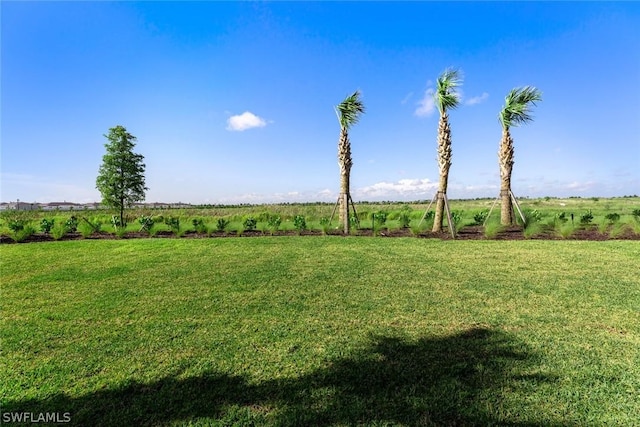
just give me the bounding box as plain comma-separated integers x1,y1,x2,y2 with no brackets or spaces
192,218,208,234
84,217,103,233
397,206,412,229
9,225,36,242
293,215,307,233
216,218,230,232
40,218,55,234
632,209,640,222
65,216,78,233
373,211,387,224
397,213,411,229
267,215,282,231
449,211,464,232
556,212,568,223
605,213,620,224
242,217,257,231
580,210,594,225
473,210,488,226
164,217,183,236
111,215,124,230
165,217,180,232
349,215,359,232
522,209,542,224
8,219,26,232
139,216,155,233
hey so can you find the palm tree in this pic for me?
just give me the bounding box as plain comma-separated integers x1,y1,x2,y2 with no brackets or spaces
432,69,462,232
498,86,542,225
336,90,365,234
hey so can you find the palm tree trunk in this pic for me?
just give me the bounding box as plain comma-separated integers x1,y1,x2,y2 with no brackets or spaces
499,127,515,225
338,128,352,234
433,113,452,232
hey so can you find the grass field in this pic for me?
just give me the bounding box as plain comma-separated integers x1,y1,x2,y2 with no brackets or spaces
2,238,639,426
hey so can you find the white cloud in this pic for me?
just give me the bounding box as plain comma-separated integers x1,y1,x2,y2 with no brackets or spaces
356,178,438,199
414,88,436,117
226,111,267,132
401,92,414,105
465,92,489,106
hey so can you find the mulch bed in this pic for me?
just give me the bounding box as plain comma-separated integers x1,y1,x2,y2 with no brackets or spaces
2,225,639,244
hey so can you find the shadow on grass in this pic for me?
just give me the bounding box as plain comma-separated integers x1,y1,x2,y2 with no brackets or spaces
4,328,558,426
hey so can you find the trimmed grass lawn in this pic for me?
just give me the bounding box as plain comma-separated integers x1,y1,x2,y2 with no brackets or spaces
2,238,639,426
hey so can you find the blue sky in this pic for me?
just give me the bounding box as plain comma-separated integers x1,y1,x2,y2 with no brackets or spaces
2,1,639,204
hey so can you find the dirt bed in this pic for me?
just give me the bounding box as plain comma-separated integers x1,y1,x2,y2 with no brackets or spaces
2,225,639,244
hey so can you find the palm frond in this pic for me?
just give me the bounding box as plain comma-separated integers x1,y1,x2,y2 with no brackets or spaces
434,68,462,114
499,86,542,129
336,90,365,129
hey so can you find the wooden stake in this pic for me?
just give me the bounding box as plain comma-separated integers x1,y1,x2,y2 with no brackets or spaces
418,192,438,227
443,192,456,239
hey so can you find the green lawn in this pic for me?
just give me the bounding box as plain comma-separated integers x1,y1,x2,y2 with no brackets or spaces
2,238,639,426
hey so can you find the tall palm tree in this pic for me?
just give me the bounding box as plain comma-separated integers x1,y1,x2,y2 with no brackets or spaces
498,86,542,225
432,68,462,232
336,90,365,234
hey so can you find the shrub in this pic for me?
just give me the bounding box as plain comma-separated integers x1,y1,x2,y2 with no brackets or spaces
84,217,103,233
65,216,78,233
8,219,25,232
216,218,230,232
397,213,411,229
580,210,594,225
257,211,272,222
450,210,464,232
165,217,182,236
556,212,568,223
111,215,124,230
372,211,387,228
242,217,257,231
349,215,359,232
472,210,488,226
139,216,155,232
632,209,640,222
604,213,620,224
192,218,208,234
523,209,542,224
165,217,180,232
267,215,282,231
293,215,307,233
40,218,55,234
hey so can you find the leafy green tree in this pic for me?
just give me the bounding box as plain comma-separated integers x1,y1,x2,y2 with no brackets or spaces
336,91,365,234
498,87,542,225
96,126,147,228
432,68,462,232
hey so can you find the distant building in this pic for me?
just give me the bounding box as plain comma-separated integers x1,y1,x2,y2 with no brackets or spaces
5,201,38,211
